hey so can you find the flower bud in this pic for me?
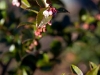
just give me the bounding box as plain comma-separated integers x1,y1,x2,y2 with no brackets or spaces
12,0,20,7
49,11,53,15
43,10,49,17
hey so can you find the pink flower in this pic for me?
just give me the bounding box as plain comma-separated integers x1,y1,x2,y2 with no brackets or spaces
48,10,53,15
12,0,20,7
95,14,100,20
43,10,50,17
36,7,57,38
50,7,57,16
43,7,57,17
48,21,52,26
34,25,46,37
33,40,38,46
82,23,89,30
27,40,38,52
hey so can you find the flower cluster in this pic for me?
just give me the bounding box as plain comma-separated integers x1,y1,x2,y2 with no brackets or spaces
50,7,57,16
43,7,57,17
12,0,20,7
26,40,38,53
34,7,57,37
34,25,46,37
95,14,100,20
12,0,57,38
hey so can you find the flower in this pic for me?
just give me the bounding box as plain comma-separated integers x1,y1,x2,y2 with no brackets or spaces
95,14,100,20
43,7,57,17
12,0,20,7
43,10,50,17
35,7,57,37
50,7,57,16
82,23,89,30
48,10,53,15
26,40,38,53
48,21,52,26
34,25,46,37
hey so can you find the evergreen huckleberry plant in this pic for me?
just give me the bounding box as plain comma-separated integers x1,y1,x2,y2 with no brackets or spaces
12,0,68,51
0,0,98,75
35,7,57,37
12,0,61,38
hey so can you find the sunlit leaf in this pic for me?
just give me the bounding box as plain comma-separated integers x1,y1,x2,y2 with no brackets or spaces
71,65,83,75
36,53,50,67
21,0,31,9
0,1,7,10
36,8,47,26
23,69,28,75
89,62,97,70
61,73,65,75
38,15,52,27
43,53,49,62
86,66,99,75
0,19,5,25
36,7,52,27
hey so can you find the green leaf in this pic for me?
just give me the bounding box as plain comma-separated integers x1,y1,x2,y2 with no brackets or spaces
43,53,49,63
86,66,99,75
36,0,49,7
17,22,34,28
38,15,52,27
21,0,31,9
89,62,97,70
21,29,34,42
36,8,47,26
23,69,28,75
0,1,7,10
36,59,44,67
36,8,52,27
36,53,50,67
61,73,65,75
71,65,83,75
26,8,38,14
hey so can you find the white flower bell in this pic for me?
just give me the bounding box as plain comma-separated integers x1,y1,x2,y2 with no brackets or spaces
43,10,49,17
12,0,20,7
43,10,53,17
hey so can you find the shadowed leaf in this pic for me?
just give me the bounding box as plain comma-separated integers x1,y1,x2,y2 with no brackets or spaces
21,29,34,42
17,22,34,28
26,7,39,14
57,7,69,13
